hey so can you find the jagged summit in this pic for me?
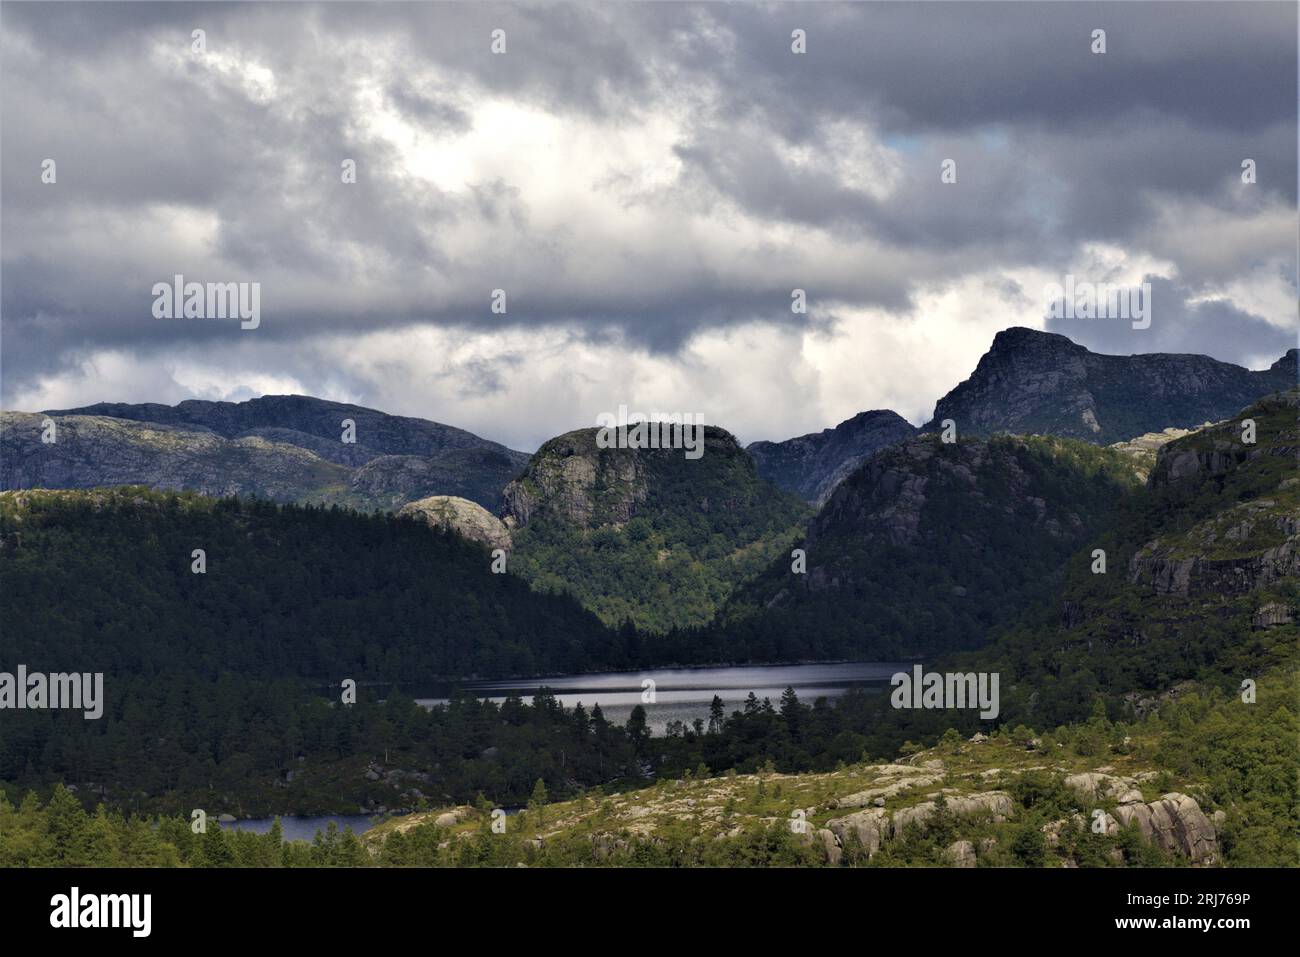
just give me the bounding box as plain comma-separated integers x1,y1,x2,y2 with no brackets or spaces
924,329,1294,444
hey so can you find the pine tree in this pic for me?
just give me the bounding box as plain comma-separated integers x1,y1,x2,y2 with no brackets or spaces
708,695,726,735
626,705,650,756
45,784,92,866
529,778,549,824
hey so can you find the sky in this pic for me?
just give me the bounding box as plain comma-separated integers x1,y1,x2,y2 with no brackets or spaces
2,1,1296,451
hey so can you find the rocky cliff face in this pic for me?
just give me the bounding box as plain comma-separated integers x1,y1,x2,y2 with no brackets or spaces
2,395,528,510
501,425,803,532
1128,390,1299,601
500,429,650,531
500,426,810,631
925,327,1296,444
746,409,917,505
1058,772,1219,865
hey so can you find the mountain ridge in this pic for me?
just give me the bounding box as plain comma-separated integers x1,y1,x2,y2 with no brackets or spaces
3,395,528,510
923,327,1296,444
746,409,917,505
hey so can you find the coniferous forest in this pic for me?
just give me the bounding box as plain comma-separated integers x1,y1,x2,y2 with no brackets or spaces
0,10,1296,946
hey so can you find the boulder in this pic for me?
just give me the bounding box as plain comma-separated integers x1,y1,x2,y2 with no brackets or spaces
945,840,977,868
891,791,1013,839
433,806,473,828
826,807,890,857
399,495,512,552
1112,793,1218,865
1064,771,1140,803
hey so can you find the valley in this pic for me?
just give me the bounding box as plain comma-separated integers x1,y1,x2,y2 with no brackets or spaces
1,331,1295,868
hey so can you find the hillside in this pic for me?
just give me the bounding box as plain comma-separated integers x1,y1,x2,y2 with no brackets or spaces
712,433,1142,661
1,411,354,504
0,486,616,680
359,701,1282,867
925,327,1296,444
981,389,1300,731
501,426,811,632
3,395,528,510
747,409,917,505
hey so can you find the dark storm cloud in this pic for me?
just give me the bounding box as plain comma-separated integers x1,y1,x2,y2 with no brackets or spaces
1,1,1296,404
697,2,1296,136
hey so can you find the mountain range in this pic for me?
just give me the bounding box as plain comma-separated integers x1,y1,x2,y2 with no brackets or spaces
1,328,1293,631
1,335,1295,867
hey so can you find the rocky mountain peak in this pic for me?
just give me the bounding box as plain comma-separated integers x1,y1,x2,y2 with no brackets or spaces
925,329,1294,444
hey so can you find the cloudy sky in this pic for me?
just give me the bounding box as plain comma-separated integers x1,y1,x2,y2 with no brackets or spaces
2,1,1296,451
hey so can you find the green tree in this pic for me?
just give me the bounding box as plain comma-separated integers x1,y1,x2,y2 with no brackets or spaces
529,779,549,824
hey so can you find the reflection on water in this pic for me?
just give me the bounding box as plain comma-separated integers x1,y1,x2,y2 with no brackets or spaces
416,661,906,734
226,663,908,840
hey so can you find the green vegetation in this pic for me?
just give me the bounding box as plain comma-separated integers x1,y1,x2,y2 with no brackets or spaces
0,487,619,680
507,428,810,632
707,435,1143,661
12,678,1289,867
1,393,1295,867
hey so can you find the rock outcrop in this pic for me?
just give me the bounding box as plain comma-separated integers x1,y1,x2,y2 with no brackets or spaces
819,769,1219,867
3,396,528,510
399,495,512,552
825,790,1013,857
1113,793,1219,865
1128,391,1300,599
499,425,808,630
500,429,649,530
747,410,917,505
1109,425,1209,480
890,791,1014,838
1064,771,1145,805
826,807,891,857
924,327,1295,444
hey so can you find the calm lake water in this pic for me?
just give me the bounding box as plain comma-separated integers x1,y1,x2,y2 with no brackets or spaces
229,661,907,839
416,660,906,734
